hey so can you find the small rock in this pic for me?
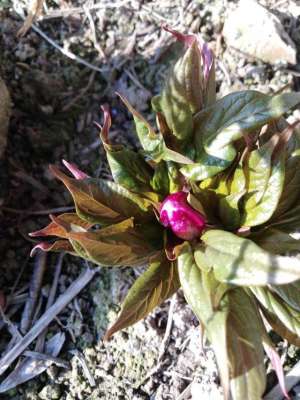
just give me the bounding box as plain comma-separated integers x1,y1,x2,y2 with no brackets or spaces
191,381,223,400
289,1,300,19
38,384,62,400
223,0,296,65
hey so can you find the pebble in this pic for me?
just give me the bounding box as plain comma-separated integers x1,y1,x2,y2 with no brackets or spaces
223,0,297,65
38,384,62,400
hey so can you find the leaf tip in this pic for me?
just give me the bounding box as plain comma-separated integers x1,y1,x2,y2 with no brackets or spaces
29,229,47,238
30,242,50,257
100,104,112,144
62,159,89,180
162,25,196,47
103,327,114,342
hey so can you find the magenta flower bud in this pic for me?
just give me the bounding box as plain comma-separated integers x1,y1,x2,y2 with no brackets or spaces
159,192,206,241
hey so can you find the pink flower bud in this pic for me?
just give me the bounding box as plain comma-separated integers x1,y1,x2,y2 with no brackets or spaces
159,192,206,241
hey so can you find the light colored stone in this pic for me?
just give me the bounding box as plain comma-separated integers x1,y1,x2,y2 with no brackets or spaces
191,381,223,400
289,1,300,19
223,0,297,65
0,77,11,158
38,384,62,400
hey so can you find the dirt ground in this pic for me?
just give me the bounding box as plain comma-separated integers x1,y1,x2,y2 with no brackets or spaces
0,0,300,399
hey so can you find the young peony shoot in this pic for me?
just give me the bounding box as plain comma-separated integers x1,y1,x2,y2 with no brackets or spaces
30,26,300,400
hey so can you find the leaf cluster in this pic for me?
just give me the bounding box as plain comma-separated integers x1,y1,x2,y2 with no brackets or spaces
30,28,300,399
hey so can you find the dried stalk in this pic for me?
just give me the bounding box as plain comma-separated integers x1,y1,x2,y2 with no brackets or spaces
20,252,47,334
35,253,64,351
70,350,96,387
0,267,99,376
24,350,69,369
0,206,74,215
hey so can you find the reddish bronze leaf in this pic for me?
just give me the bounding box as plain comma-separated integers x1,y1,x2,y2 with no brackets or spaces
29,213,93,238
104,253,179,340
50,165,153,224
67,218,161,267
30,240,75,257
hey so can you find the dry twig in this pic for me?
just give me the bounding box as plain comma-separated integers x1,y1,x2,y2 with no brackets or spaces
35,253,64,352
17,0,44,37
13,7,103,73
0,205,74,215
83,5,106,59
0,307,23,341
0,304,23,332
62,71,96,112
24,350,69,369
20,252,47,334
0,333,66,393
0,266,99,376
124,68,152,99
40,0,133,20
176,382,192,400
70,349,96,387
136,296,176,388
158,295,176,362
13,171,51,195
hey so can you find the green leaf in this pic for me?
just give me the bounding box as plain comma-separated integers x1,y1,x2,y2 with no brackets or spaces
260,304,300,347
197,91,300,159
194,244,211,272
202,229,300,285
270,281,300,313
243,139,276,210
104,253,180,339
118,93,194,165
106,149,153,192
251,228,300,254
99,104,160,199
150,161,183,195
218,162,247,230
268,121,300,216
166,161,182,193
274,147,300,217
266,203,300,233
242,152,285,227
251,286,300,345
219,190,245,230
68,218,162,267
227,289,266,400
180,152,231,181
189,183,220,224
118,93,165,162
150,162,169,195
50,165,153,225
163,148,195,165
182,91,300,181
155,40,204,141
230,162,246,194
177,242,230,396
177,243,266,399
187,193,207,218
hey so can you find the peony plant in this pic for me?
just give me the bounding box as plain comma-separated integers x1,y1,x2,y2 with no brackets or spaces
30,27,300,399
